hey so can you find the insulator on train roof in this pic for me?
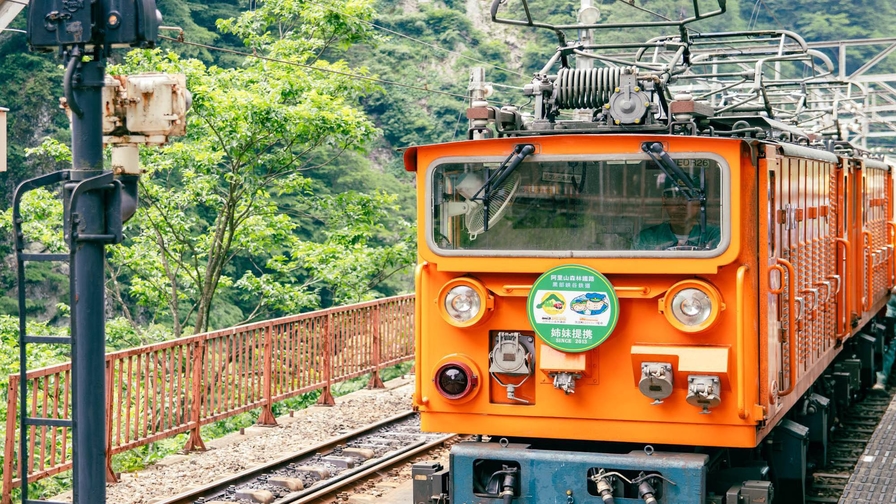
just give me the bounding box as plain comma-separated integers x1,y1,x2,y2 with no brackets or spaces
467,67,494,140
669,93,715,122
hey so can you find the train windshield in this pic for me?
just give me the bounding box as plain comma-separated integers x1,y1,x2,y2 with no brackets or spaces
430,154,727,256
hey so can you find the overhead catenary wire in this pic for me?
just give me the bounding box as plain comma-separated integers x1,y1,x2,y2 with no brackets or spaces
608,0,715,45
158,35,469,99
747,0,762,30
305,0,526,78
614,0,673,22
757,0,791,32
490,82,525,90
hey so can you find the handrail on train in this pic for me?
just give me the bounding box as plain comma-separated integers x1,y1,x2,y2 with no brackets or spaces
776,257,798,397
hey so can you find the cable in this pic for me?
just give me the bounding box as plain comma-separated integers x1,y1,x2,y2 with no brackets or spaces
158,35,468,99
748,0,762,30
490,83,525,91
615,0,673,23
757,0,791,31
305,0,526,78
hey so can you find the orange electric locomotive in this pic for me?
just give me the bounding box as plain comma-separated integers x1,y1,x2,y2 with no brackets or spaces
407,3,895,503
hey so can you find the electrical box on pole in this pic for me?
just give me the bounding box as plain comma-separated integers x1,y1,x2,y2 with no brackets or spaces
27,0,161,50
100,72,191,179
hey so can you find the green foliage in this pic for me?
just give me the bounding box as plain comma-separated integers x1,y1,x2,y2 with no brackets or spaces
106,317,172,351
0,29,68,203
24,137,72,164
217,0,379,54
90,0,419,339
0,186,66,254
105,37,388,334
111,434,186,474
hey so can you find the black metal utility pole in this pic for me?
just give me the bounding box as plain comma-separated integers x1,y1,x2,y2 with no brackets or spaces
66,52,109,502
20,1,165,502
14,47,121,504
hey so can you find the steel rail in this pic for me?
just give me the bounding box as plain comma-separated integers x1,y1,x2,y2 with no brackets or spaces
285,432,457,504
155,410,441,504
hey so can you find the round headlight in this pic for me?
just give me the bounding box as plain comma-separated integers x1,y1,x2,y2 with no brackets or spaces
662,280,724,333
434,362,478,400
438,278,492,327
671,288,712,325
446,285,480,322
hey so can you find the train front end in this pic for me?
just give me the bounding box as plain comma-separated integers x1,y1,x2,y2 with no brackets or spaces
407,133,764,503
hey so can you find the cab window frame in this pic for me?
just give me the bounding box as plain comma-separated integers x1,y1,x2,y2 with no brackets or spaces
425,152,732,258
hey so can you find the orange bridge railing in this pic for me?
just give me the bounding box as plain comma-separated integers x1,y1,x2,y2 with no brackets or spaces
2,294,415,503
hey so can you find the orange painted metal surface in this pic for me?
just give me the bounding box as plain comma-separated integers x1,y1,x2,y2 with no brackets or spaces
412,134,894,454
1,295,414,502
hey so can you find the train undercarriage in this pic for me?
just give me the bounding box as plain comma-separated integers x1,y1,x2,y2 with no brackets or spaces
413,318,891,504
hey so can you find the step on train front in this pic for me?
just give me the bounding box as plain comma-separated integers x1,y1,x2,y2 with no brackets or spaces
406,1,896,502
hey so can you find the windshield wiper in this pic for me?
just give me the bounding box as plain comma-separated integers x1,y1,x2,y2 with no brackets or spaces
471,144,535,232
642,142,709,248
641,142,704,201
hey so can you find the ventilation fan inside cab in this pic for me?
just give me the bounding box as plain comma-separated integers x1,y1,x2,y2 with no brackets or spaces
447,171,521,240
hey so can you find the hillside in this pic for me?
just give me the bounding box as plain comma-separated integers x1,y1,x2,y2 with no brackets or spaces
0,0,895,329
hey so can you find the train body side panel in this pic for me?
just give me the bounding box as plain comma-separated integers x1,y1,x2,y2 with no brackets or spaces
414,136,765,449
760,147,843,431
413,136,893,454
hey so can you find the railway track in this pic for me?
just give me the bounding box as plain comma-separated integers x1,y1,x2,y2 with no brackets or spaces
149,386,892,504
156,411,454,504
807,386,895,503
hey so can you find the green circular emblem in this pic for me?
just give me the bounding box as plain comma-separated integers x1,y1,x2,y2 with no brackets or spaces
526,264,619,353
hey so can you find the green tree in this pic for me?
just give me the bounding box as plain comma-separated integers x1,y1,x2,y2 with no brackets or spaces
108,0,415,336
256,190,415,307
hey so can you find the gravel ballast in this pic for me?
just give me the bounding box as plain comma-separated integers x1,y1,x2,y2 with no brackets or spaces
51,377,415,504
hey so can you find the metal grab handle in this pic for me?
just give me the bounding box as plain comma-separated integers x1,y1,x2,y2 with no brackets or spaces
414,262,428,406
736,265,749,419
827,274,841,298
801,288,818,315
768,264,786,294
776,257,798,397
814,281,831,305
863,230,873,313
888,221,896,285
835,238,850,341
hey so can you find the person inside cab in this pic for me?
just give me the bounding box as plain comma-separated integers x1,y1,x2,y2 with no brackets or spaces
634,182,720,251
